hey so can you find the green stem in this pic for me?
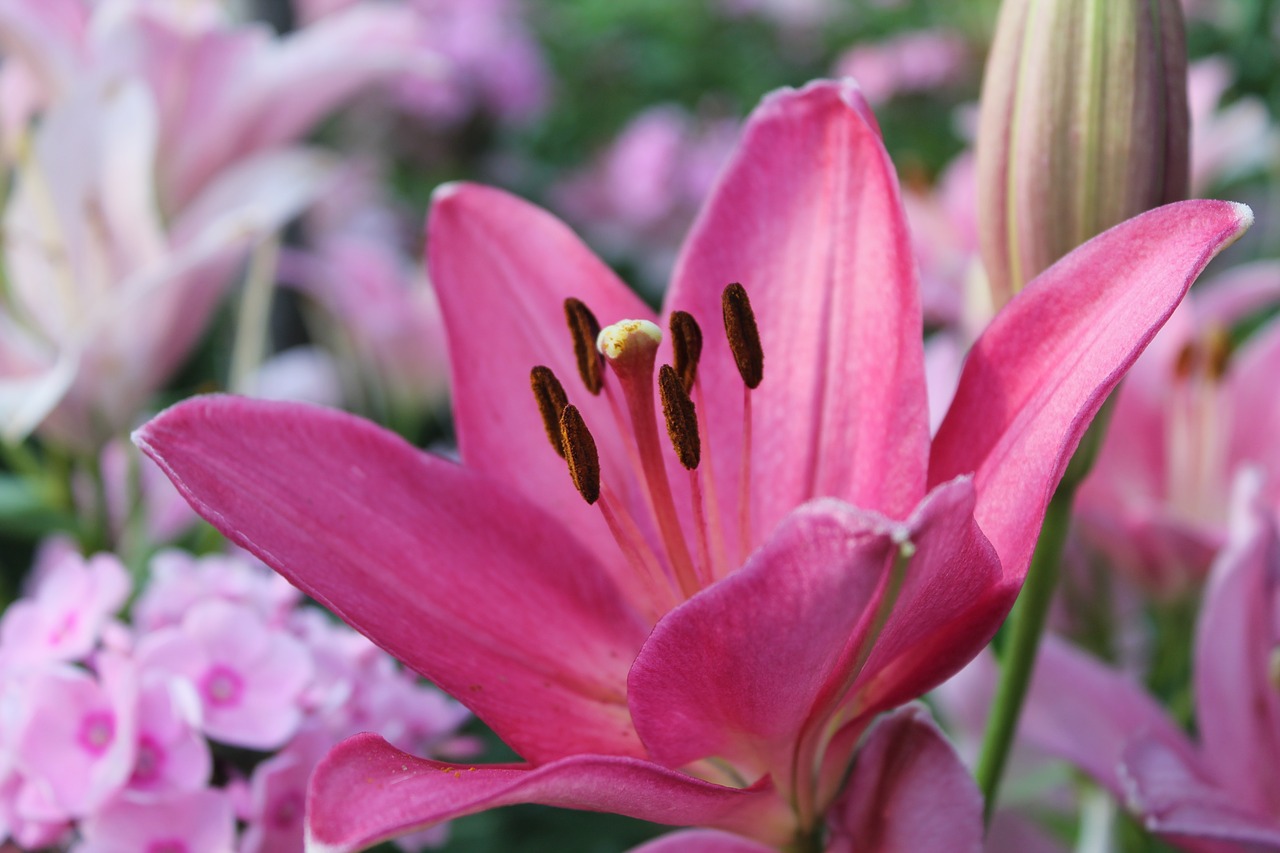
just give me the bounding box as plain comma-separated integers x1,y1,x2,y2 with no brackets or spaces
973,481,1076,826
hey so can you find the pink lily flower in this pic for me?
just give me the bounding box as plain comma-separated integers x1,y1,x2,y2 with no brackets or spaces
1022,470,1280,852
135,80,1250,851
1074,259,1280,596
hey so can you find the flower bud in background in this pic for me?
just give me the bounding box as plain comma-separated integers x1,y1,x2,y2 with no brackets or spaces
977,0,1190,308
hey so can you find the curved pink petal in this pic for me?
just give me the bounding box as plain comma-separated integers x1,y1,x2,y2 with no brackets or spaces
1020,635,1197,798
665,78,929,542
306,733,791,853
849,477,1007,716
627,498,900,779
930,200,1252,582
828,706,983,853
629,479,1002,791
1120,735,1280,852
134,396,649,764
427,182,657,579
1193,472,1280,811
627,830,777,853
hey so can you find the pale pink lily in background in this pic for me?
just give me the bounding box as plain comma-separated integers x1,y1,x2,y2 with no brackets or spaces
0,0,440,211
0,0,439,448
136,79,1249,852
1075,260,1280,596
1023,471,1280,853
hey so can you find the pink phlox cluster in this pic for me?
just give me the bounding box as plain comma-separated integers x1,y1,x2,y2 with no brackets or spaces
0,545,470,851
551,105,740,293
833,30,973,106
294,0,549,125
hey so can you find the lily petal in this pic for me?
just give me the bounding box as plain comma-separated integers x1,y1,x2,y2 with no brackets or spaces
628,478,1000,787
665,78,929,541
828,706,983,853
305,733,790,853
930,199,1252,581
1120,735,1280,853
427,182,655,573
134,396,650,764
1020,635,1197,798
851,477,1007,716
627,498,899,778
1193,470,1280,812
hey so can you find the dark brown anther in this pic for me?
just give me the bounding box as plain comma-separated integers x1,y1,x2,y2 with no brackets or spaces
564,297,604,394
669,311,703,394
1172,341,1199,381
721,282,763,389
659,364,701,470
1205,327,1233,381
530,366,570,457
559,405,601,504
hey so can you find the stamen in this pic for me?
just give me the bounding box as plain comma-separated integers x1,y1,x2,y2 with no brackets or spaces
558,405,600,504
1204,326,1233,380
722,283,762,562
565,297,604,394
530,366,569,457
722,283,763,389
1172,341,1198,380
658,365,700,470
669,311,703,394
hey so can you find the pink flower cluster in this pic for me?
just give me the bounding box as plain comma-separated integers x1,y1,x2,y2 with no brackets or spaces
0,542,471,852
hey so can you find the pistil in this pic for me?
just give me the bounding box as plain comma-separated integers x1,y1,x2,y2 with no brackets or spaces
1166,330,1232,525
597,320,701,597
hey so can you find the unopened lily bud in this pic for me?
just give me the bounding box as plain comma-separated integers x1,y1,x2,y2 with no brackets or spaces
977,0,1189,307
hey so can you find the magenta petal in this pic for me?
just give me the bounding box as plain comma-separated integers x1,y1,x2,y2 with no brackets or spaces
306,734,791,853
829,706,983,853
628,498,899,777
1120,736,1280,852
134,396,650,764
1020,635,1198,799
627,830,777,853
852,477,1007,714
1192,472,1280,813
665,79,929,536
427,182,656,571
930,200,1252,581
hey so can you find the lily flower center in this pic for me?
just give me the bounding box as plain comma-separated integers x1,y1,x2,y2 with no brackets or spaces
530,285,764,618
1166,327,1232,526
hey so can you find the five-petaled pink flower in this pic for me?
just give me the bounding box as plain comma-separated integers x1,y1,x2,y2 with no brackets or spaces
135,79,1250,852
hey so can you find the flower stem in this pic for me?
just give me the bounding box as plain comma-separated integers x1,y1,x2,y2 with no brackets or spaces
973,480,1075,826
